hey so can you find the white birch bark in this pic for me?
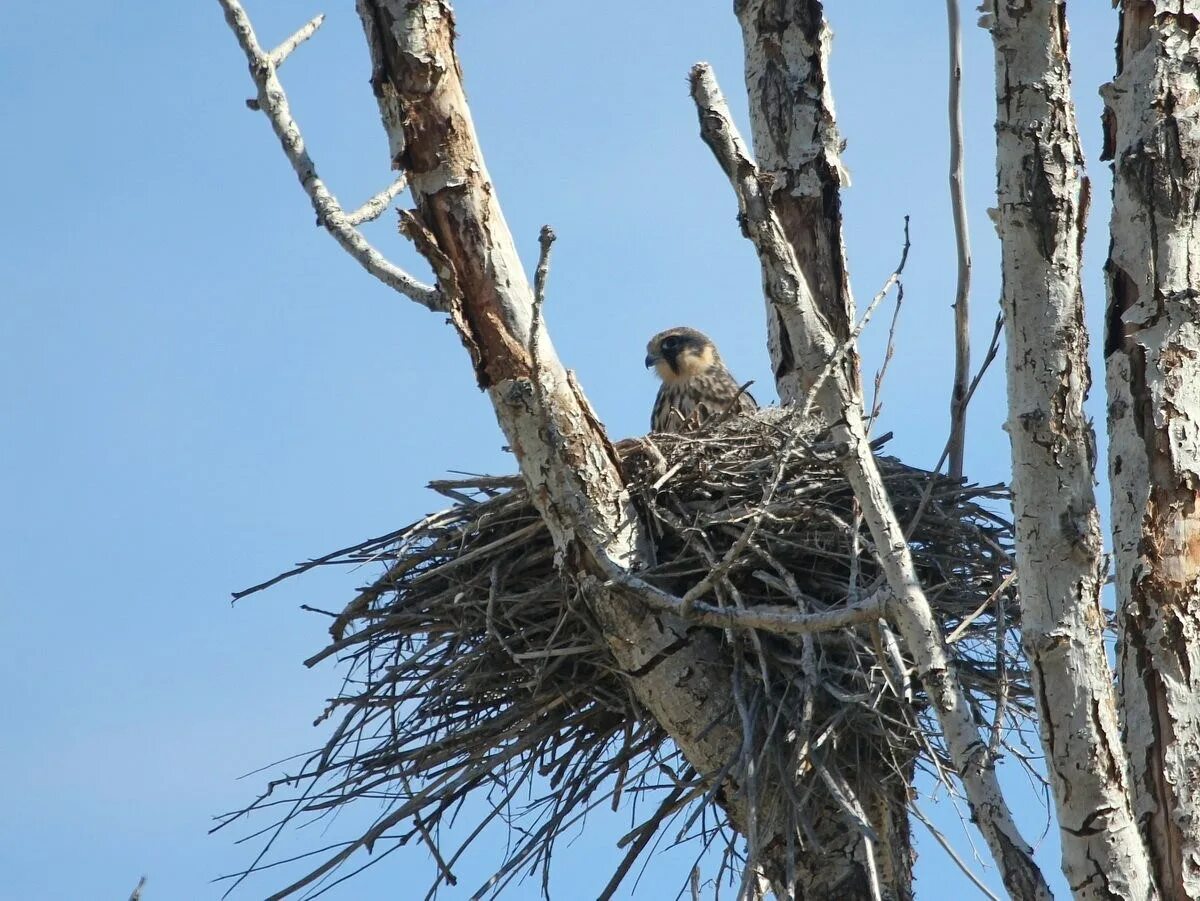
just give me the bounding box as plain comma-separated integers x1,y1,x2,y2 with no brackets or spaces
691,63,1053,901
987,2,1157,897
1103,3,1200,897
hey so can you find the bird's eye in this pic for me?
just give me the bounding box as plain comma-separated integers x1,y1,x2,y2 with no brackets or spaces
661,336,678,350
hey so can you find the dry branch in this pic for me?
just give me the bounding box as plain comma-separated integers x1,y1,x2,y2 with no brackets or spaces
945,0,972,481
217,0,439,309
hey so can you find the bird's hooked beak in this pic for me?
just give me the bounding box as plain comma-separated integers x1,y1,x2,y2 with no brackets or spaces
644,352,659,369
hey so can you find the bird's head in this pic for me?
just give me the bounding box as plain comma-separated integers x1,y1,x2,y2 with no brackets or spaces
645,327,718,384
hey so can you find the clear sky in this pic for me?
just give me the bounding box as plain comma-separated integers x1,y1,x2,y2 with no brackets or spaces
1,2,1121,898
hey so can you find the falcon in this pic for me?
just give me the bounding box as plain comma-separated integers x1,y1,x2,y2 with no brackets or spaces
645,327,757,433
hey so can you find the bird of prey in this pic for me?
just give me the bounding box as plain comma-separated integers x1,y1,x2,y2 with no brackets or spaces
645,327,756,433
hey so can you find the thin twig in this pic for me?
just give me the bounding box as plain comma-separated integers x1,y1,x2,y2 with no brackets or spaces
962,312,1003,413
268,13,324,67
945,0,972,480
800,224,910,421
869,255,906,431
345,176,408,226
946,570,1016,645
903,311,1004,543
910,802,1002,901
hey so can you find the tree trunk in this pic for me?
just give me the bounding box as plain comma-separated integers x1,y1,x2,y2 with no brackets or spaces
735,3,910,897
988,2,1156,897
736,0,860,399
1104,2,1200,898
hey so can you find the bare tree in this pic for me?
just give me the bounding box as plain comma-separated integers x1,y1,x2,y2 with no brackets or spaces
212,1,1198,899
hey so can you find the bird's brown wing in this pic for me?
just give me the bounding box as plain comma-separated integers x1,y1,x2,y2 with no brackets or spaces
651,367,755,434
651,383,690,433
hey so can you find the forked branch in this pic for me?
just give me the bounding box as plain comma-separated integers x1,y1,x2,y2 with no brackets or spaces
217,0,440,309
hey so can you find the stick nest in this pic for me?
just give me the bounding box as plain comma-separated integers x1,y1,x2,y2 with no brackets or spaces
224,408,1032,900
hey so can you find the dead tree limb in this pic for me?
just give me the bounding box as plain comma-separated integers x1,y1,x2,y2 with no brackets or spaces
945,0,972,481
217,0,439,309
690,62,1052,901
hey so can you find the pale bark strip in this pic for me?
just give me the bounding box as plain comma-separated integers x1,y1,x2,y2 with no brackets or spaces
353,0,804,888
1103,2,1200,897
735,0,860,398
692,63,1053,901
987,3,1158,899
217,0,439,310
945,0,972,482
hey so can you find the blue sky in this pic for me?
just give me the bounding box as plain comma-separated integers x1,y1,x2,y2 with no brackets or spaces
1,2,1120,898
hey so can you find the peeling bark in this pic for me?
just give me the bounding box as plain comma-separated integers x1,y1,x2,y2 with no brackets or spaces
735,0,860,398
1104,2,1200,898
355,0,807,889
988,2,1157,898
